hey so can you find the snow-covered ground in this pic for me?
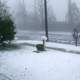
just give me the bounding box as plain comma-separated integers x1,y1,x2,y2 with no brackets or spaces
16,40,80,53
0,40,80,80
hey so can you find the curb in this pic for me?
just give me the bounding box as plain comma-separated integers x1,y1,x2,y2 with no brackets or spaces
19,42,80,54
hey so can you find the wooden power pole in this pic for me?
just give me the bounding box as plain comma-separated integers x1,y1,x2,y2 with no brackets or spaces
44,0,49,41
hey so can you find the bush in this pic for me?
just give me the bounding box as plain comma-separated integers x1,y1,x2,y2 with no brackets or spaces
0,0,16,44
36,44,45,51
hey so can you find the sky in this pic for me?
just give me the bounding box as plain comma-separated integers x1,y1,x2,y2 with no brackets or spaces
5,0,80,21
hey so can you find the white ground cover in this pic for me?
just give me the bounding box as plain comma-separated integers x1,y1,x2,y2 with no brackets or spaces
0,40,80,80
16,40,80,52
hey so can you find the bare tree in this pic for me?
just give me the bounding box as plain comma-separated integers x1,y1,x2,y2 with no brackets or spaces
67,0,80,30
71,2,80,27
47,4,56,26
33,0,56,41
33,0,44,30
15,0,27,30
72,28,79,46
66,0,80,45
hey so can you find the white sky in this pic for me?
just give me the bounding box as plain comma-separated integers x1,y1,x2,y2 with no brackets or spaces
5,0,80,21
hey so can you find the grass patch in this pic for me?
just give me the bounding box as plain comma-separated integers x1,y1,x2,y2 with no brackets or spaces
47,47,66,52
47,46,80,54
69,50,80,54
0,43,21,51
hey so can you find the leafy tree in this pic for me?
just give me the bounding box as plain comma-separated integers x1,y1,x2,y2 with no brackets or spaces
0,0,16,44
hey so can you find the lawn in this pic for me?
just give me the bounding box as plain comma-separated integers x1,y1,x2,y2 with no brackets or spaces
0,41,80,80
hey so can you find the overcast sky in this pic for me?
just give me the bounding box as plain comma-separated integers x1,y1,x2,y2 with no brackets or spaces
5,0,80,21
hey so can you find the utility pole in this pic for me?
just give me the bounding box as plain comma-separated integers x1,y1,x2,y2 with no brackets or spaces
44,0,49,41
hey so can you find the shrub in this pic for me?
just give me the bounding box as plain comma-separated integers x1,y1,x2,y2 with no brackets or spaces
0,0,16,44
36,44,45,51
